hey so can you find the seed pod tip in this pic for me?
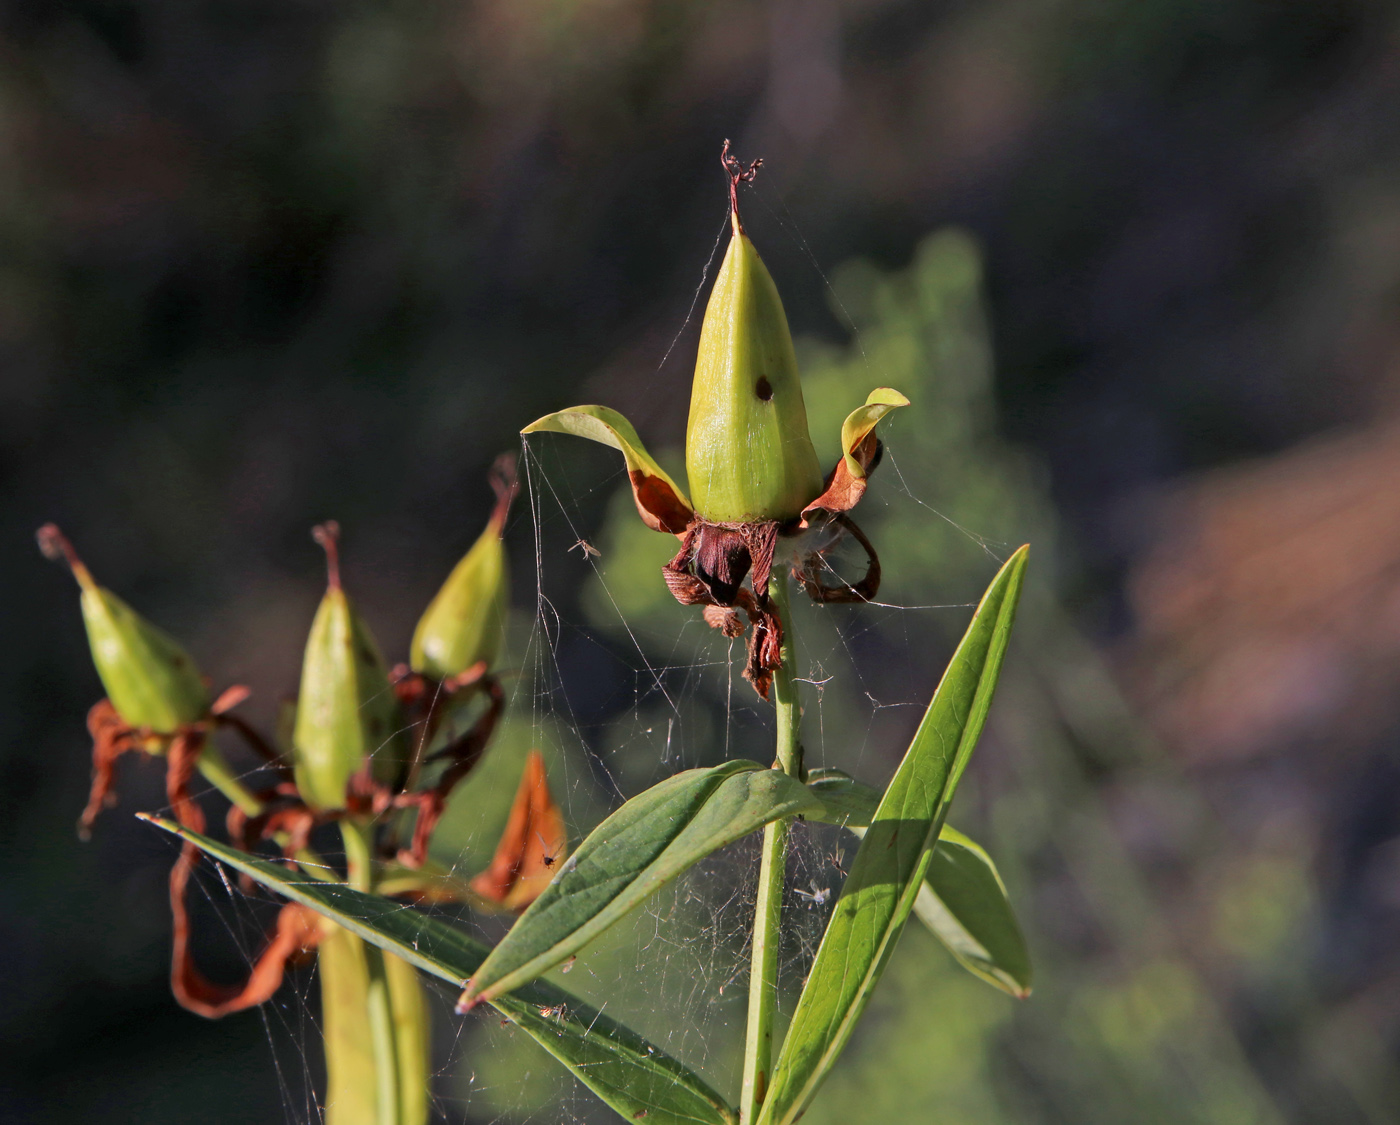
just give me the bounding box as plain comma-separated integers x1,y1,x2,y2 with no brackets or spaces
311,521,342,590
721,139,762,236
37,523,95,589
489,451,519,535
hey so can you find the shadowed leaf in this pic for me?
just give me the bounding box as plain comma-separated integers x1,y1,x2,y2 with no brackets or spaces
806,769,1031,997
460,760,822,1009
139,814,736,1125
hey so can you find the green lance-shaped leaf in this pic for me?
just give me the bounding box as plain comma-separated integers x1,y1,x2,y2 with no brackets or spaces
319,924,430,1125
805,769,1032,998
293,523,408,811
139,815,736,1125
802,768,883,828
757,545,1029,1125
686,230,824,524
37,524,208,732
460,760,824,1010
911,827,1032,999
410,458,514,680
523,405,694,535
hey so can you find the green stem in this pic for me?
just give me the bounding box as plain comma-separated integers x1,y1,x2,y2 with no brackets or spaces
195,744,262,816
740,574,802,1125
196,742,334,881
342,818,403,1125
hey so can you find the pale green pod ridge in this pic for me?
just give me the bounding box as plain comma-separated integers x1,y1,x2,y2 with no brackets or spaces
293,526,408,811
81,586,209,732
685,231,824,523
38,525,208,732
410,513,508,680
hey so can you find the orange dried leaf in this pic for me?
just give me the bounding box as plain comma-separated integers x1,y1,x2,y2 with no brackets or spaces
470,750,568,911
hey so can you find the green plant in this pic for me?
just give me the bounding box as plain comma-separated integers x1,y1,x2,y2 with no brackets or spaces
51,144,1033,1125
40,456,568,1125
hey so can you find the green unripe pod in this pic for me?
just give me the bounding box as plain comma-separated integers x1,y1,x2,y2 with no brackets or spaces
409,456,514,680
292,523,408,811
685,223,823,524
38,524,209,733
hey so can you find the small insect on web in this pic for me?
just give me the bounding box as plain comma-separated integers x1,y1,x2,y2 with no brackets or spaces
537,830,558,869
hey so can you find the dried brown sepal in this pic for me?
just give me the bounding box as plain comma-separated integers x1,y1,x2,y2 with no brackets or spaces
490,450,520,529
692,524,753,605
392,676,504,869
226,790,317,863
801,433,884,520
468,749,567,911
170,838,323,1019
79,698,148,838
630,469,694,536
664,518,782,607
743,603,783,700
702,604,745,637
662,519,788,698
164,728,207,835
794,515,883,605
662,543,713,606
392,659,490,794
225,785,317,895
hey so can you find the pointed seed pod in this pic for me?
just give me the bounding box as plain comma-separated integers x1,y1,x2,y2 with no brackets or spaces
292,523,408,811
38,524,209,733
684,147,823,524
410,453,516,680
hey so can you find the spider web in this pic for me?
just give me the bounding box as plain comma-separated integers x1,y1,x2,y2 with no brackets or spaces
136,206,1027,1124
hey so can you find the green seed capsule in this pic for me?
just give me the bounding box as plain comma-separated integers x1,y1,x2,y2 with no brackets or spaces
685,223,823,524
292,523,407,811
409,458,514,680
38,524,209,733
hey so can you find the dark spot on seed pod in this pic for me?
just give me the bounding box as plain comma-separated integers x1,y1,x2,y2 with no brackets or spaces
755,376,773,401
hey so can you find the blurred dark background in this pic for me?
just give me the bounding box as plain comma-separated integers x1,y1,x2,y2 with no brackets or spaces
6,1,1400,1121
